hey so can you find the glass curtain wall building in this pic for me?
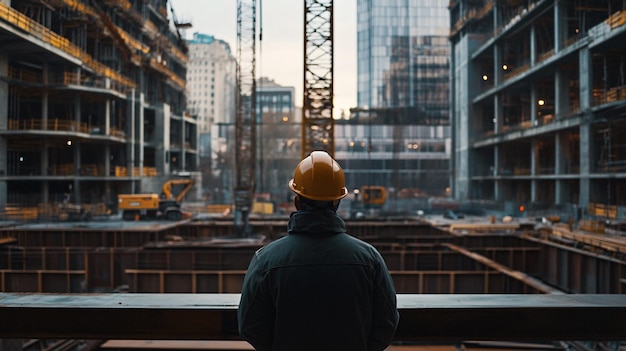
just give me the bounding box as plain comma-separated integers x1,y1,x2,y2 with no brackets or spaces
346,0,451,211
357,0,450,113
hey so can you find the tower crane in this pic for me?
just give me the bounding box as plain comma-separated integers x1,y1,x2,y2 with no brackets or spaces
234,0,257,235
234,0,334,235
302,0,334,159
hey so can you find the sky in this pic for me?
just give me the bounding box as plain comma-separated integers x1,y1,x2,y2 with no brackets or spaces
171,0,358,118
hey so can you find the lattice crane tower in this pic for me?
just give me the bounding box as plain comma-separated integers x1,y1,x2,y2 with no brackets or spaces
233,0,334,233
234,0,257,235
302,0,334,159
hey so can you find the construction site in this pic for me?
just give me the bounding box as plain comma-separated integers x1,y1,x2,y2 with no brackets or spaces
450,0,626,222
0,0,198,222
1,0,626,350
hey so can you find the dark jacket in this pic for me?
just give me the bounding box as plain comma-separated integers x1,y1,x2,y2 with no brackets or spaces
237,208,399,351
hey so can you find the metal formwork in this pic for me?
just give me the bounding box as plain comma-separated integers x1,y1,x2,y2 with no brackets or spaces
0,221,624,294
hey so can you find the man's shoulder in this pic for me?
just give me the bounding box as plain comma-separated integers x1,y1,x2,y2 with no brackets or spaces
255,235,290,255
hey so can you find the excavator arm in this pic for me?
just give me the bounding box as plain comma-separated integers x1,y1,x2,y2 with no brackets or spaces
162,179,195,203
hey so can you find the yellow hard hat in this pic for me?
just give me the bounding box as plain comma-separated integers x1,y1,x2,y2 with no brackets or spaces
288,151,348,201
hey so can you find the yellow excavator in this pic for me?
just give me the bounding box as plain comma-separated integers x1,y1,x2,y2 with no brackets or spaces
360,186,387,208
118,178,195,221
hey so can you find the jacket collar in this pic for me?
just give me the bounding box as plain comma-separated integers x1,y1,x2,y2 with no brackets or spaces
287,209,346,235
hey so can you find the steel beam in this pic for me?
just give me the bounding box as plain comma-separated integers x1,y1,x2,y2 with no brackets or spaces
1,293,626,342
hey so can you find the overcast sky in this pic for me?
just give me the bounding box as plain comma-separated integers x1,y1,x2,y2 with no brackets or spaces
172,0,357,118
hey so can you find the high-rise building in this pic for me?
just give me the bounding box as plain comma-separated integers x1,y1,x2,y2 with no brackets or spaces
449,0,626,219
349,0,451,206
256,77,300,203
206,77,299,207
357,0,450,113
0,0,195,214
186,33,236,201
186,33,237,132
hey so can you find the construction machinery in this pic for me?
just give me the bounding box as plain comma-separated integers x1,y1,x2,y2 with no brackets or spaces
232,0,334,234
118,178,195,221
234,0,257,235
360,186,387,208
302,0,334,159
350,186,387,219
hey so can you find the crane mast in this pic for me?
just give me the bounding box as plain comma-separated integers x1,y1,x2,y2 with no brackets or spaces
302,0,334,159
233,0,333,231
235,0,257,235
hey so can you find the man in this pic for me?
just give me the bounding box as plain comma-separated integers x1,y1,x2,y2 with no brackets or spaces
238,151,399,351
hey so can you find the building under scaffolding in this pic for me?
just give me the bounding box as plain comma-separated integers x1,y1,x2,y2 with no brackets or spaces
0,0,197,218
450,0,626,221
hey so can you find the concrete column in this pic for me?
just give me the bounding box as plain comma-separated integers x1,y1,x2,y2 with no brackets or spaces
181,117,186,171
105,99,111,136
531,139,537,202
493,145,501,201
452,35,469,200
494,94,503,134
139,101,145,176
0,137,5,207
492,0,499,32
530,23,536,66
579,48,592,111
73,141,81,204
554,1,567,53
554,132,563,204
155,104,170,175
0,51,7,207
42,139,49,203
127,90,136,180
531,139,537,175
530,86,537,126
0,53,7,130
493,43,503,135
579,123,591,209
41,64,49,204
555,132,563,174
105,144,111,178
555,68,570,117
42,62,49,129
578,48,592,210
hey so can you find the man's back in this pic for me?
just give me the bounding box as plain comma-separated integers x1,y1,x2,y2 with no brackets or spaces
238,210,398,351
265,233,382,349
238,152,398,351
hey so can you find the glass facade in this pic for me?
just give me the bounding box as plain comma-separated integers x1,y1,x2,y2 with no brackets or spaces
349,0,452,212
357,0,450,120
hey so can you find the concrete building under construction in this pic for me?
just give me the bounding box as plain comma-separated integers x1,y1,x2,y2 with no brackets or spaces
0,0,196,217
450,0,626,220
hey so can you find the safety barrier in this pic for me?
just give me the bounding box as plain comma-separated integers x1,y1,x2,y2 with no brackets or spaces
589,203,618,220
0,2,135,90
607,10,626,29
114,166,158,177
